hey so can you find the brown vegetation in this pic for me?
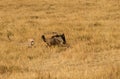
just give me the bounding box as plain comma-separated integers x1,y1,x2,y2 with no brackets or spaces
0,0,120,79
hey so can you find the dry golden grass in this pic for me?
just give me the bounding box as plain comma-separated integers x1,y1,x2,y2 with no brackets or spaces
0,0,120,79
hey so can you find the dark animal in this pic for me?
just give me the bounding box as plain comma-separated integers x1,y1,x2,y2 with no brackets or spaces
51,33,66,44
41,33,66,46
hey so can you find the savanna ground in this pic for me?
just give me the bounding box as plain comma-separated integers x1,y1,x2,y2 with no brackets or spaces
0,0,120,79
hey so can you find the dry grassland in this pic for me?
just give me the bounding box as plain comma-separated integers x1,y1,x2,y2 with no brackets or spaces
0,0,120,79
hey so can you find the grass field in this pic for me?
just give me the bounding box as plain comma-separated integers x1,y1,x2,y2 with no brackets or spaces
0,0,120,79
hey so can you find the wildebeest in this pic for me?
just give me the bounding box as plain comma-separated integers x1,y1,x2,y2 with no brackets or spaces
41,33,66,46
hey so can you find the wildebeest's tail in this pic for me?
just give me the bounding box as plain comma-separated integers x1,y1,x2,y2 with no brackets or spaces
41,35,46,42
